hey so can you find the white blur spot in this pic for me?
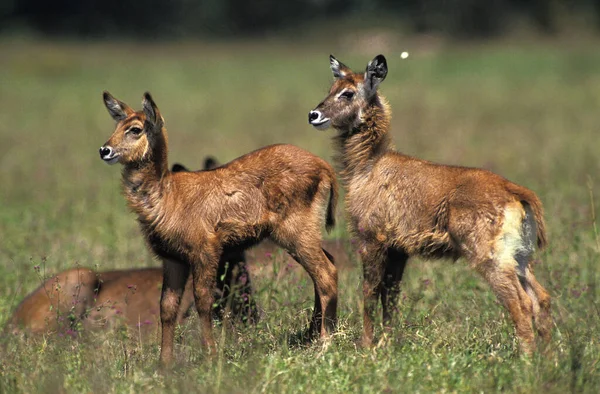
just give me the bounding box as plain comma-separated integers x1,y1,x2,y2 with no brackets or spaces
401,52,409,59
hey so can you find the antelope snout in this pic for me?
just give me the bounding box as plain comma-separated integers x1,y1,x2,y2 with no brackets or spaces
308,110,331,130
99,145,119,165
308,111,320,123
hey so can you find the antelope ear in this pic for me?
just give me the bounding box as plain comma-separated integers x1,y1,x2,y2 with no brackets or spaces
330,55,351,79
203,156,219,170
364,54,388,96
142,92,163,129
171,163,189,172
103,91,133,121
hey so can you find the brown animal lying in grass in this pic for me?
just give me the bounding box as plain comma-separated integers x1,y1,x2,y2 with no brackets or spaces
6,267,99,336
7,262,260,337
6,244,350,338
6,267,193,336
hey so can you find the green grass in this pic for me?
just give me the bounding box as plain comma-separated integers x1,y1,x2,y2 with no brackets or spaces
1,38,600,393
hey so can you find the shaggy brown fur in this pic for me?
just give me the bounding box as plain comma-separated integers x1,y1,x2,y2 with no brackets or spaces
100,92,338,365
172,159,356,267
171,159,258,323
308,54,552,354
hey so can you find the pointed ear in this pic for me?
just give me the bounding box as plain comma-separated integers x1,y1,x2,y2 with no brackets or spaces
330,55,351,79
142,92,162,129
103,91,133,121
364,54,388,97
203,156,219,170
171,163,188,173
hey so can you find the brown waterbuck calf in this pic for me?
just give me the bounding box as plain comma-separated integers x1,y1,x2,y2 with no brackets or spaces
308,54,552,354
99,92,338,365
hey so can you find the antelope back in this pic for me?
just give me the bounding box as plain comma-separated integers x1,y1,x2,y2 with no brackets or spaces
7,268,98,334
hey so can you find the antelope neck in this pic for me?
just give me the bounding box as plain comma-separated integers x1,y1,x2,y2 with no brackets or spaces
334,96,393,184
122,153,170,229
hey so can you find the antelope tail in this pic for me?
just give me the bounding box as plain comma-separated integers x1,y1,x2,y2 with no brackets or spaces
507,183,548,249
325,174,338,233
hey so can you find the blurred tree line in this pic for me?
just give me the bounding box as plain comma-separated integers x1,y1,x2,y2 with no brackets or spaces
1,0,600,38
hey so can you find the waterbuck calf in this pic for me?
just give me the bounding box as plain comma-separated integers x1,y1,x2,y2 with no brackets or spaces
308,54,552,354
99,92,338,365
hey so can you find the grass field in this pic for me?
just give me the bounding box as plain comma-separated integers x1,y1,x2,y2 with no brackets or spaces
1,37,599,393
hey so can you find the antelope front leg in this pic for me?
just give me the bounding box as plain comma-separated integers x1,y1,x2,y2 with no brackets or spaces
191,253,219,354
159,259,190,366
360,241,386,347
381,248,408,326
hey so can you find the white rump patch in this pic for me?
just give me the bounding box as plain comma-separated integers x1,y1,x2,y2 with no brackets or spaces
494,202,532,274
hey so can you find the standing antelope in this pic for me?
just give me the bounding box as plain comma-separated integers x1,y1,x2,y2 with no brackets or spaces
99,92,338,365
308,54,552,354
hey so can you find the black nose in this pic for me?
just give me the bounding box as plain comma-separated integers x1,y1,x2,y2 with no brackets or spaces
99,146,111,158
308,111,319,123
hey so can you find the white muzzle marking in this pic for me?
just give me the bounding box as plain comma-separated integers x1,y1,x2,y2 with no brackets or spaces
309,110,331,130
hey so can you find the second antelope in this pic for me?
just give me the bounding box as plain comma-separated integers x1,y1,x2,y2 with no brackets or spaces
99,92,338,365
308,54,552,354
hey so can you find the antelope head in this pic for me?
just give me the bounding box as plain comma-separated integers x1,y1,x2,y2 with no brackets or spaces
308,54,388,132
99,92,164,165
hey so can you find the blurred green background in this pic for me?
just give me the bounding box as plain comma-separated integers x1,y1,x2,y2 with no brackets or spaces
1,2,600,393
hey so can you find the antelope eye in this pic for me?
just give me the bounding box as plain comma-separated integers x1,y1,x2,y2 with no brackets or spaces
128,127,142,135
340,90,355,100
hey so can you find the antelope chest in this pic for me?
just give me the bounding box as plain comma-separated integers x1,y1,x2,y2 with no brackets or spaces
345,182,393,243
144,227,191,263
